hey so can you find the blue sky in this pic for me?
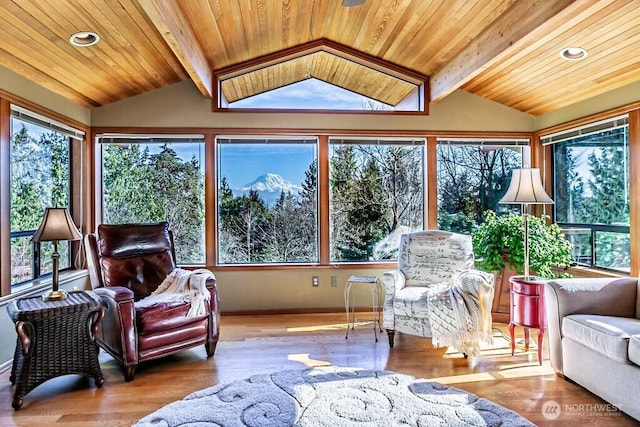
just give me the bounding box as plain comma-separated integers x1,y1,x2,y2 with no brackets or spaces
218,143,316,188
229,78,391,110
105,141,313,190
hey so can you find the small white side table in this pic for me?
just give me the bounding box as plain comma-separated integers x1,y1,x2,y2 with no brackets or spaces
344,275,383,341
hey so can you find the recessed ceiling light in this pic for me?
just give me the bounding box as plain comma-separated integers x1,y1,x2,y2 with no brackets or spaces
342,0,365,6
69,31,100,47
559,47,587,61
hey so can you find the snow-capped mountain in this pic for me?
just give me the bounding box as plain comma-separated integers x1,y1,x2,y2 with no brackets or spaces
236,173,302,206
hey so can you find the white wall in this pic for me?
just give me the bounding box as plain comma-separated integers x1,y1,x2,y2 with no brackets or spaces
0,67,90,125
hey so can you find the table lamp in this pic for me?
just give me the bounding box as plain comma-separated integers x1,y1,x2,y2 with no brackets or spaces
499,168,554,279
31,207,82,301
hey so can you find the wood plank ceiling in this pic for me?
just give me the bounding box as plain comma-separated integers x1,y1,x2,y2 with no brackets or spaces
0,0,638,115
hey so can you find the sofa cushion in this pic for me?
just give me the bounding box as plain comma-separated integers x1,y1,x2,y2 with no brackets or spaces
563,314,640,364
629,335,640,366
392,286,432,319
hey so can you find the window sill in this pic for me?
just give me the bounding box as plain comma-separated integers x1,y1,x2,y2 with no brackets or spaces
0,269,89,306
554,265,625,279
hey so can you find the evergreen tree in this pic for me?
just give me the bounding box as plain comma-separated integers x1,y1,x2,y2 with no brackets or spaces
102,144,205,263
347,159,387,257
582,139,629,269
329,145,360,260
263,190,310,262
585,144,628,224
297,160,318,260
10,125,71,282
218,190,269,263
329,143,424,260
554,144,587,223
437,145,521,232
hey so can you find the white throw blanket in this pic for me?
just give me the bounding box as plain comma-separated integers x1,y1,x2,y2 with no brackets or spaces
427,271,494,356
135,268,215,318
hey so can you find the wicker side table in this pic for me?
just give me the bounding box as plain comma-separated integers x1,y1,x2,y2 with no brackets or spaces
7,290,104,410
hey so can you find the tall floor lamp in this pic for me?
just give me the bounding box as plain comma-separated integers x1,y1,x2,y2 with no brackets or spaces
31,207,82,301
499,168,554,279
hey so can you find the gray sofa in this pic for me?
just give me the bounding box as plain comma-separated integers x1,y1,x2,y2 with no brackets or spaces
545,277,640,421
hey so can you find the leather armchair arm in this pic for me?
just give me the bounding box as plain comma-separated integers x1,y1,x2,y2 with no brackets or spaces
93,286,138,367
94,285,134,302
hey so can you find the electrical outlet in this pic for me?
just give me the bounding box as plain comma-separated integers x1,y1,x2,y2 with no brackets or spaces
331,275,338,287
312,276,319,287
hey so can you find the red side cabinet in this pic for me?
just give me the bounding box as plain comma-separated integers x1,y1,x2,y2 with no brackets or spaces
508,276,546,365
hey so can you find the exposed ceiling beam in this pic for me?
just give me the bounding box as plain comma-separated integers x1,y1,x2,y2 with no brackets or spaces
430,0,579,104
138,0,212,98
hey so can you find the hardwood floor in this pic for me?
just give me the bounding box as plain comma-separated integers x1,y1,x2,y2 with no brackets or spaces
0,313,637,426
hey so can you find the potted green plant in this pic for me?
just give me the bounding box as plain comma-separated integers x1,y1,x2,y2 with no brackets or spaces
471,210,574,322
472,210,574,279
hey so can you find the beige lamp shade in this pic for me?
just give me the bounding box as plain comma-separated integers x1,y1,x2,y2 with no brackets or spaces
31,207,82,242
499,168,554,205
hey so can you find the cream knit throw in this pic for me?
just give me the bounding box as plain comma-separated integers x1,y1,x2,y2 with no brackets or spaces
427,271,494,356
134,268,214,318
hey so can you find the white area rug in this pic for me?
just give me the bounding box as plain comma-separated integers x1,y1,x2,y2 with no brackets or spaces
135,366,534,426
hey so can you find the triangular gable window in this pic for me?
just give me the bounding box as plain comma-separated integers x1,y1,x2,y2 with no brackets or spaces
213,39,428,115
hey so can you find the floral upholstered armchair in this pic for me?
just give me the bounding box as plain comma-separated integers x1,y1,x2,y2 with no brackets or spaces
381,230,495,356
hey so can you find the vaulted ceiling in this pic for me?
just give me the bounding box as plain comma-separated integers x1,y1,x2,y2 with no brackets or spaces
0,0,639,116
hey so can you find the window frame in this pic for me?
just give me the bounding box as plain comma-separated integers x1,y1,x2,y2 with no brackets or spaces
213,40,429,115
88,129,535,272
327,136,427,263
96,133,207,265
0,95,88,298
537,104,640,276
543,115,630,273
215,135,320,266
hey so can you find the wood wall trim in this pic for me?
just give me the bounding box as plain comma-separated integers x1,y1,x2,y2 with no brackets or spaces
0,98,10,295
205,133,216,266
211,107,429,116
214,39,428,84
86,130,98,235
92,127,532,140
535,100,640,137
426,136,438,228
209,263,397,272
0,88,89,133
318,135,330,265
530,134,552,218
629,109,640,276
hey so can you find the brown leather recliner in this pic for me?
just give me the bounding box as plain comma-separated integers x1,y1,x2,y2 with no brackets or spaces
84,222,220,381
